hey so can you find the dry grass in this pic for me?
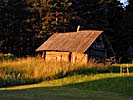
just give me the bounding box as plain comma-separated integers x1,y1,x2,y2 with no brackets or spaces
0,57,102,87
1,56,119,87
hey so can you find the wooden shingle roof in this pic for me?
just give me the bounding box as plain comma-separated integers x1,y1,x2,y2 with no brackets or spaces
36,30,103,53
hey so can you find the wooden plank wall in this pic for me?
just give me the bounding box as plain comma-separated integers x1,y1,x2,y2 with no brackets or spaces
45,51,70,62
71,52,88,64
45,51,88,64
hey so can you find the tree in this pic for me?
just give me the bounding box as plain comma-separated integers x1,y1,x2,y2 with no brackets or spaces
0,0,26,34
40,0,77,37
24,0,41,34
70,0,122,30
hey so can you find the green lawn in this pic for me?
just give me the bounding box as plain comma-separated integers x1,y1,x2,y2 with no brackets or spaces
0,87,132,100
0,73,133,100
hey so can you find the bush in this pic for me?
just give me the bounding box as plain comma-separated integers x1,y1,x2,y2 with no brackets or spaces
0,53,15,61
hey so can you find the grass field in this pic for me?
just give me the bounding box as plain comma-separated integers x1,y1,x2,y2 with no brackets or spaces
0,73,133,100
0,56,133,100
0,57,113,87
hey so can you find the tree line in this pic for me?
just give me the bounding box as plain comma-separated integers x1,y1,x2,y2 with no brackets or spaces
0,0,133,57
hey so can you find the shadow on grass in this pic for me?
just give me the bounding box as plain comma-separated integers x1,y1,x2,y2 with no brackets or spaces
63,76,133,96
111,66,133,73
0,76,133,100
1,66,133,88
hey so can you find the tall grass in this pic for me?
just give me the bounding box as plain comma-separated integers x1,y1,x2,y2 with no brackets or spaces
0,57,116,87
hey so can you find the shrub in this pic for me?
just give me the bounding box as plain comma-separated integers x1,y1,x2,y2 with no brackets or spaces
0,53,15,61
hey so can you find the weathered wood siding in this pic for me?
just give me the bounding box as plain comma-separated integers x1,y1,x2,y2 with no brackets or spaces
71,52,88,64
44,51,88,64
87,35,107,62
45,51,70,62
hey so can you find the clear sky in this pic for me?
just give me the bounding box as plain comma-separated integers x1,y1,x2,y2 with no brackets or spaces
120,0,129,7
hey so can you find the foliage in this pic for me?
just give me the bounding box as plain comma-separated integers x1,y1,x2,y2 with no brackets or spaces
24,0,41,34
0,0,38,56
0,0,26,33
39,0,77,37
70,0,121,29
0,53,15,61
22,0,78,38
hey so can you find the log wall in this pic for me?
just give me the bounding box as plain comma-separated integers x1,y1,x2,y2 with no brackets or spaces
45,51,88,64
45,51,70,62
71,52,88,64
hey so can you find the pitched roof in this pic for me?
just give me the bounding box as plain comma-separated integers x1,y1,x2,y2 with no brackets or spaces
36,30,103,53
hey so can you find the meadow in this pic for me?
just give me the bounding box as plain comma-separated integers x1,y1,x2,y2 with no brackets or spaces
0,73,133,100
0,54,133,100
0,55,113,87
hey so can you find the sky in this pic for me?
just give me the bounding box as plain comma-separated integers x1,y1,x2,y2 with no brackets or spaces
120,0,129,7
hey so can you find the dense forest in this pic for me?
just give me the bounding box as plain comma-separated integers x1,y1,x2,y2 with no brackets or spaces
0,0,133,58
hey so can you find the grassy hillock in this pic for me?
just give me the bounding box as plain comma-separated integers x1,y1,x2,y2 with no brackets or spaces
0,73,133,100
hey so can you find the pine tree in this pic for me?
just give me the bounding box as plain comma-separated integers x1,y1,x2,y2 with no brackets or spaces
24,0,41,34
0,0,26,34
40,0,77,38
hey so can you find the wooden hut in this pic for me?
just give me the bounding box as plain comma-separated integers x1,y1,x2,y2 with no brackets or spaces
36,30,115,64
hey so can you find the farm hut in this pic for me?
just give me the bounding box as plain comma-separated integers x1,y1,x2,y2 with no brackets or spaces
36,30,115,64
